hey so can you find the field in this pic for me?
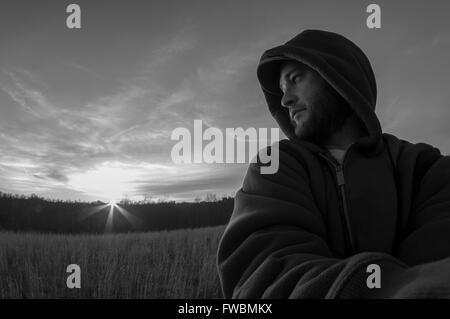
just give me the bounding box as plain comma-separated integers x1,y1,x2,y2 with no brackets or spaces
0,225,226,298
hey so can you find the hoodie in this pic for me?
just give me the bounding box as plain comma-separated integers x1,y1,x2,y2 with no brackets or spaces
216,29,450,298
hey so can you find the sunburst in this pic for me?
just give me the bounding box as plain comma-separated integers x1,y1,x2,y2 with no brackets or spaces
79,200,142,233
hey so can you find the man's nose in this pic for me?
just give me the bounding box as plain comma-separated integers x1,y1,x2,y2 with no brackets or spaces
280,90,297,109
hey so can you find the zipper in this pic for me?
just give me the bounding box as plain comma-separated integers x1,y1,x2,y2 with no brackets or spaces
318,152,356,255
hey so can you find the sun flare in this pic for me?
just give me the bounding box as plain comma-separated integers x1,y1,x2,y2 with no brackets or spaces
108,199,117,207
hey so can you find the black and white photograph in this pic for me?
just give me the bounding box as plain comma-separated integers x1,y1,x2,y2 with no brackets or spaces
1,0,450,305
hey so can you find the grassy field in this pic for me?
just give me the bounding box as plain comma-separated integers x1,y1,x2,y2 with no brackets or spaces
0,225,226,298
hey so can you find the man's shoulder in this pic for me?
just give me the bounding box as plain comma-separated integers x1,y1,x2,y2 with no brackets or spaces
382,133,444,184
382,133,443,160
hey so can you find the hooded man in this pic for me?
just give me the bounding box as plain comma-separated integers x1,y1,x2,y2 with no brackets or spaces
216,29,450,298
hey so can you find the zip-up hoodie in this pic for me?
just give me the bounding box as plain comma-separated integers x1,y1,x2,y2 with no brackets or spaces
217,29,450,298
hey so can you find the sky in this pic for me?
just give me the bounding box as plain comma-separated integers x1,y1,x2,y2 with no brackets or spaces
0,0,449,203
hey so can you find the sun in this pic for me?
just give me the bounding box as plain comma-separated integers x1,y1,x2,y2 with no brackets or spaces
108,199,118,207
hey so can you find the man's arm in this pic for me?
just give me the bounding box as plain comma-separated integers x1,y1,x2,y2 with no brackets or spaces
397,154,450,264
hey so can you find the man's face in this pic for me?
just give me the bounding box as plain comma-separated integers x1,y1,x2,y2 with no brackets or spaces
279,60,351,145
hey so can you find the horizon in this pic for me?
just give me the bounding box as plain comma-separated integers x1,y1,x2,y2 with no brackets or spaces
0,189,231,204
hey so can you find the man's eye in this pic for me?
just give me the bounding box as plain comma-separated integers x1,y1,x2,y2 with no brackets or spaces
292,74,303,83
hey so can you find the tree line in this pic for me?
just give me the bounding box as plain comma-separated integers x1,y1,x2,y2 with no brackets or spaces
0,192,234,234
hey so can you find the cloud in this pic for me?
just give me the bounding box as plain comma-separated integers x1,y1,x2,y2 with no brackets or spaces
0,69,57,118
61,60,104,79
145,31,198,69
134,164,245,200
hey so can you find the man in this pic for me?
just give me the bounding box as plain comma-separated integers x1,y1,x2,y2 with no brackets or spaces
216,29,450,298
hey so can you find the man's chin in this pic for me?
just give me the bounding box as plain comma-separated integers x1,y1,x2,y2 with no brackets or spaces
294,128,314,143
294,126,327,145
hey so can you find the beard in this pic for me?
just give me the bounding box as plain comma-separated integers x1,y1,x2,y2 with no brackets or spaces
292,83,353,146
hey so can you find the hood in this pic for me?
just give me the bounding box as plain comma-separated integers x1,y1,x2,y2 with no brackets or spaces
257,29,382,153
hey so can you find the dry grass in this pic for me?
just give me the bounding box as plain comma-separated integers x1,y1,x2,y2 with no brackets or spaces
0,226,226,298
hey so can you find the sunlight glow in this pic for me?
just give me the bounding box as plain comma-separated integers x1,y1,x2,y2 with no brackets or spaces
66,161,179,202
68,162,140,201
104,205,114,233
108,199,117,207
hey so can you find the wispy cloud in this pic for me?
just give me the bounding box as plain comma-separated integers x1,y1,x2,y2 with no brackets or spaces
0,69,57,118
61,60,104,79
